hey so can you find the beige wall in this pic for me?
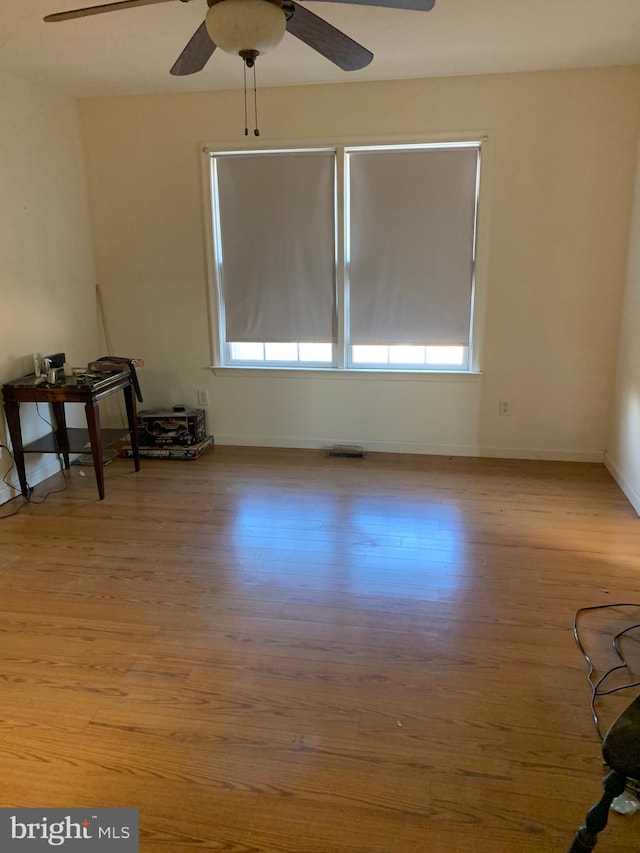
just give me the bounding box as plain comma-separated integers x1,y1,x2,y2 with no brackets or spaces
79,67,640,459
607,137,640,513
0,74,98,501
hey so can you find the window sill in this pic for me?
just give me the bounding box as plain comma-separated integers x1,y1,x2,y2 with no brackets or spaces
210,366,482,381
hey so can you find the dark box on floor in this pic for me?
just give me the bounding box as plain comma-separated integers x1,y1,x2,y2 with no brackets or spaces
137,407,206,447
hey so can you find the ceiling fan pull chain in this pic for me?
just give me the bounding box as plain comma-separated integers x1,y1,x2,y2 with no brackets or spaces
253,62,260,137
243,61,249,136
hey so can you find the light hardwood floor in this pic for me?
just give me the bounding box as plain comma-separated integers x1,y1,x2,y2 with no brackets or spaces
1,447,640,852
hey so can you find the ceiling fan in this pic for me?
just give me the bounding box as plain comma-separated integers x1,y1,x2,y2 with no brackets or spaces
44,0,436,77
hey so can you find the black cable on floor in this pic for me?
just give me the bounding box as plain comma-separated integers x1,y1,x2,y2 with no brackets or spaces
573,603,640,741
0,440,68,518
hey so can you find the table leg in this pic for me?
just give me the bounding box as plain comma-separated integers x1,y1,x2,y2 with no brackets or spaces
3,401,29,497
51,402,70,469
123,384,141,473
84,400,105,500
568,770,627,852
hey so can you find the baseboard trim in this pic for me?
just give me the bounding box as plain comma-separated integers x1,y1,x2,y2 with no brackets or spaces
477,446,604,463
215,435,480,456
604,451,640,517
213,435,606,463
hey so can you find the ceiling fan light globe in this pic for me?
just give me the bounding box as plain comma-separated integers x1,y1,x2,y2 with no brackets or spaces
206,0,286,58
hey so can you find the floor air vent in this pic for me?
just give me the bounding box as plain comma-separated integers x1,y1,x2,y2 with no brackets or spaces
326,444,367,459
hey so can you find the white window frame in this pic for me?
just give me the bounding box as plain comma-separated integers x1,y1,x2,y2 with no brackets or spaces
201,135,489,377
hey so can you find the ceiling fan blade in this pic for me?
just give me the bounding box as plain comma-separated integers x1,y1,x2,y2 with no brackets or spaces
304,0,435,9
285,2,373,72
170,21,217,76
44,0,183,23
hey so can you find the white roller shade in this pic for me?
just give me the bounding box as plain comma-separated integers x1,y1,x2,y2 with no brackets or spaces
348,146,479,346
216,152,336,343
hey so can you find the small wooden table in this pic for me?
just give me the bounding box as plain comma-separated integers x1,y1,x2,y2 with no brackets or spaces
2,370,140,500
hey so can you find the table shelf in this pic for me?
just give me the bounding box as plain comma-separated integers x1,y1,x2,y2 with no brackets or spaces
23,428,130,455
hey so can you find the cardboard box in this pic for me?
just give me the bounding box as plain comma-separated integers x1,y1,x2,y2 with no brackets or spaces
119,435,214,459
137,407,206,447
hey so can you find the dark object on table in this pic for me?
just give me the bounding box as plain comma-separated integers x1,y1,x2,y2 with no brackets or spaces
43,352,66,370
88,356,144,403
569,695,640,851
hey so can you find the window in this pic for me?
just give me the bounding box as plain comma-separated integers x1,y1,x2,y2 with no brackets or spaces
205,141,482,372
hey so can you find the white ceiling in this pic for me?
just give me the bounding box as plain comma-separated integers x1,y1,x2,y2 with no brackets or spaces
1,0,640,98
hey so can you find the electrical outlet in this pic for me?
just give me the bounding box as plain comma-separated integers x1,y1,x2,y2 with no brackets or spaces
498,398,513,416
197,389,209,407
